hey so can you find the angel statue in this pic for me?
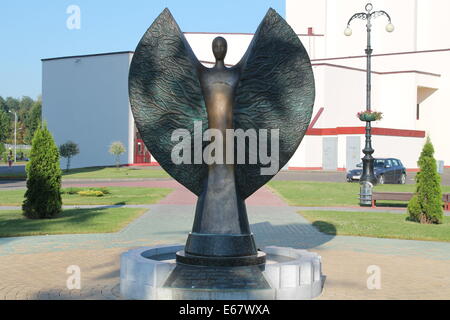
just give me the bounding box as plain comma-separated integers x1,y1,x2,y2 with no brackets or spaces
129,8,315,266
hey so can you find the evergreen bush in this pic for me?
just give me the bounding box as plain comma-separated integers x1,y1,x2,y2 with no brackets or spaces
22,123,62,219
407,137,443,224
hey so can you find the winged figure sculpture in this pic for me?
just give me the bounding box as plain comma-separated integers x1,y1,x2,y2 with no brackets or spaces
129,8,315,266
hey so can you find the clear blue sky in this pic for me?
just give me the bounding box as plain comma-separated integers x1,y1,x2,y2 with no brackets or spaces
0,0,285,99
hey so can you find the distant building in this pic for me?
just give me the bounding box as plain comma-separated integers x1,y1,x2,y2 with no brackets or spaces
42,0,450,171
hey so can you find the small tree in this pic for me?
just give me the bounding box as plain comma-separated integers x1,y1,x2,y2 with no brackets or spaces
0,110,10,143
22,123,62,219
109,141,126,169
0,143,5,160
407,137,443,224
59,141,79,172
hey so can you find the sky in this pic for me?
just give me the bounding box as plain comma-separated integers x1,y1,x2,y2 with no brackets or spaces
0,0,285,99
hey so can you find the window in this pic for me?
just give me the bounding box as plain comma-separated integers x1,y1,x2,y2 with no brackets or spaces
416,104,420,120
392,159,400,167
386,159,394,167
374,159,385,168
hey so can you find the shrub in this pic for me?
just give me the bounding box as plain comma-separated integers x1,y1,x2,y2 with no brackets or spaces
61,187,110,196
59,140,80,172
77,190,105,197
109,141,126,169
22,123,62,219
61,187,82,195
407,137,443,224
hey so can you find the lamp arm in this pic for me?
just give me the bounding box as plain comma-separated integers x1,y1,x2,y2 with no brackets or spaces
346,12,369,26
370,10,392,23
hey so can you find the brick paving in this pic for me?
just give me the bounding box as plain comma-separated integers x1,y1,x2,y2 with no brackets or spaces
0,179,449,299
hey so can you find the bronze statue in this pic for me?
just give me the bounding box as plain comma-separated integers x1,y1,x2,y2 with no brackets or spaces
129,8,315,266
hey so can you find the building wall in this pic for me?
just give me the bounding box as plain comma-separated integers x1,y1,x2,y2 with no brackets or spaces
42,0,449,171
287,0,419,58
291,133,425,170
42,52,133,169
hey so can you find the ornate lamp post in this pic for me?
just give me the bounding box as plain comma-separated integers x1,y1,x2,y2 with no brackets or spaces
344,3,394,205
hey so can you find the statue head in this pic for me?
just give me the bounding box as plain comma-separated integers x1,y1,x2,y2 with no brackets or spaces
212,37,227,61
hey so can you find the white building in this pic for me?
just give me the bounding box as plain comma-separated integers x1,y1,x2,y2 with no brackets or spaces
42,0,450,171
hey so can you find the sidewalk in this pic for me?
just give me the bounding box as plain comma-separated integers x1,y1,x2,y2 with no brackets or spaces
0,181,449,299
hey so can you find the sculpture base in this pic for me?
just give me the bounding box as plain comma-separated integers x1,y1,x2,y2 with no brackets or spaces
184,232,258,257
176,250,266,267
120,245,325,300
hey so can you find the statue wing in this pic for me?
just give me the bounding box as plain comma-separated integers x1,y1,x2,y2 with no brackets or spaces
233,8,315,199
129,8,208,196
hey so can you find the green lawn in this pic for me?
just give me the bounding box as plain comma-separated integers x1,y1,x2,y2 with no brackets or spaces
0,187,172,206
300,210,450,242
62,167,169,179
0,166,170,180
268,181,450,207
0,207,147,238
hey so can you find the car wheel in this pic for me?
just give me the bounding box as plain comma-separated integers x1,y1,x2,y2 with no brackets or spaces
378,175,385,185
399,173,406,184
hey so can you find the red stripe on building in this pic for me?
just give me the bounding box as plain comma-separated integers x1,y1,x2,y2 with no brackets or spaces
288,167,323,171
126,162,160,167
306,127,425,138
308,107,325,130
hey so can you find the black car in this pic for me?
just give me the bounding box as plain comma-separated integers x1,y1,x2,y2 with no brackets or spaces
346,158,407,184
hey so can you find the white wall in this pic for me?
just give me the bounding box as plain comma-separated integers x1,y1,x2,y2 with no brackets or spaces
290,133,424,170
416,0,450,51
42,0,450,170
286,0,450,59
42,52,133,169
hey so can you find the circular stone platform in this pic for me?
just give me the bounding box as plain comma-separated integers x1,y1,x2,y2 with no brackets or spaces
120,245,324,300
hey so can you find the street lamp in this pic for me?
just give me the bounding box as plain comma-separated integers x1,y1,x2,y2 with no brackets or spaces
8,110,17,162
344,3,394,206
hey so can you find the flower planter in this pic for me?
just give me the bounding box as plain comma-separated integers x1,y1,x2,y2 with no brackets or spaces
359,113,378,122
357,111,383,122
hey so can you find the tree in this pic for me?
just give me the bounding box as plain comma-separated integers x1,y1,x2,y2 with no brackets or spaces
109,141,126,169
0,95,42,145
22,123,62,219
24,100,42,144
0,143,5,161
407,137,443,224
0,97,7,112
59,141,80,172
0,110,11,143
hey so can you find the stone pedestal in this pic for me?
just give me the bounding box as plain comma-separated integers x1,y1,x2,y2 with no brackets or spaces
120,245,324,300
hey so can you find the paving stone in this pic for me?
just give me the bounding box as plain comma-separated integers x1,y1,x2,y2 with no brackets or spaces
0,181,449,299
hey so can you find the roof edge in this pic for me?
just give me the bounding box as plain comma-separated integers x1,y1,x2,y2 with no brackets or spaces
41,51,134,62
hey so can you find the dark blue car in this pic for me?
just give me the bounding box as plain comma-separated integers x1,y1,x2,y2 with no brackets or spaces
346,158,407,184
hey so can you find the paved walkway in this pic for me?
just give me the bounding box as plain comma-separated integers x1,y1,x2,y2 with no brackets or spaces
0,180,449,299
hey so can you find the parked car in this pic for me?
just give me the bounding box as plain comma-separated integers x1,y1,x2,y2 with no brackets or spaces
346,158,407,184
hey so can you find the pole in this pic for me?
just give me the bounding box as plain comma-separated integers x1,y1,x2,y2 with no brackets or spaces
14,112,17,163
359,10,377,206
344,3,394,206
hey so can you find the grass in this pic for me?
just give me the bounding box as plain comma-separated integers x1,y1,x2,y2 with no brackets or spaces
0,173,24,179
0,166,170,180
62,167,169,179
0,207,147,238
300,210,450,242
0,186,172,206
268,181,450,207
